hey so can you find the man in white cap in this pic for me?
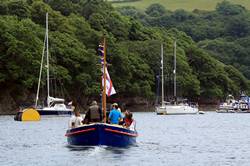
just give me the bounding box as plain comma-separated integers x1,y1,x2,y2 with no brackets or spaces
109,103,123,124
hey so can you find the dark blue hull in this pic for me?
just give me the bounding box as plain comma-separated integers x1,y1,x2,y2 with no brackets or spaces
37,110,72,115
65,123,138,147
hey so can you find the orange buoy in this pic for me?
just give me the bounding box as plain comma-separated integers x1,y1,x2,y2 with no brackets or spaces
14,108,40,121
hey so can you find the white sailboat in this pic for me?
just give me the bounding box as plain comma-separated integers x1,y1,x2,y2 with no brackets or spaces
155,41,199,115
35,13,73,115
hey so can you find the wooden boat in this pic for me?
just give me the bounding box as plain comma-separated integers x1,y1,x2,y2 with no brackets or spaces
65,37,138,147
65,123,137,147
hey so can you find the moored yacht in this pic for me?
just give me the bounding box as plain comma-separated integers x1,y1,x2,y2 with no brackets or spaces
156,102,198,115
35,13,73,115
216,95,238,113
155,42,199,115
238,94,250,113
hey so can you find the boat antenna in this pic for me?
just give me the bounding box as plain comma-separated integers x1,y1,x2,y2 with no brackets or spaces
46,12,50,107
102,36,107,123
161,43,164,107
173,40,177,105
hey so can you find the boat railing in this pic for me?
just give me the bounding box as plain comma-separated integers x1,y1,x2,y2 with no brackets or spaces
188,102,198,108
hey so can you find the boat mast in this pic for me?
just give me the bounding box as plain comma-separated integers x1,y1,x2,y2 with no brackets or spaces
46,12,50,107
102,37,107,122
35,30,46,108
161,44,164,107
173,40,177,104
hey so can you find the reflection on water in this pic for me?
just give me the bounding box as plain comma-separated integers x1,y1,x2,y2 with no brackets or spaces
67,145,130,155
66,145,96,151
1,112,250,165
199,104,217,112
105,146,127,153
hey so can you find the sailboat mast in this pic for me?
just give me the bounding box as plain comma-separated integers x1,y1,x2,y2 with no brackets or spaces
35,31,46,108
173,40,177,104
102,37,107,122
161,44,164,106
46,12,50,107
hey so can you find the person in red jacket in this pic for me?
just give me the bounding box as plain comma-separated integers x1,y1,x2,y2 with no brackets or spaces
123,110,136,131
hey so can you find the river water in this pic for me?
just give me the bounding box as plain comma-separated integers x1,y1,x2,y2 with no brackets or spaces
1,112,250,166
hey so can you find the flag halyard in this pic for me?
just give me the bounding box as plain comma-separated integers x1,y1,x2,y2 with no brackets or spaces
98,42,116,97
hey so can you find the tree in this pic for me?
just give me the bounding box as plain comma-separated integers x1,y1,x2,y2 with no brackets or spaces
226,16,250,37
0,2,8,15
216,0,246,16
186,46,248,99
46,0,80,16
172,9,195,22
8,1,31,19
145,3,166,17
80,0,113,19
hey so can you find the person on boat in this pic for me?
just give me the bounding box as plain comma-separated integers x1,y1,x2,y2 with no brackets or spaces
118,107,121,112
82,100,102,124
123,110,136,131
69,103,83,128
109,103,123,125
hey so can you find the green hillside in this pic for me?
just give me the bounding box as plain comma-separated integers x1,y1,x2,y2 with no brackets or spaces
0,0,249,114
110,0,250,11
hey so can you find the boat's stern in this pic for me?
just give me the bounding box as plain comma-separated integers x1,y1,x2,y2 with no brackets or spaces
65,123,138,147
155,106,167,115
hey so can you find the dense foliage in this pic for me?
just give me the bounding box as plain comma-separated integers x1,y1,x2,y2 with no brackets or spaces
0,0,249,107
118,1,250,99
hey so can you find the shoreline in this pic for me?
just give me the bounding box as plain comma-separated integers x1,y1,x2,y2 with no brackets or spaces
3,104,218,115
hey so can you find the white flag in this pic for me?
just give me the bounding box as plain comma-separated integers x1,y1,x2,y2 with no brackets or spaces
102,67,116,96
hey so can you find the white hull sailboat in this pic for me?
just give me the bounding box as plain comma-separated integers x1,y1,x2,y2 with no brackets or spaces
156,105,198,115
35,13,72,115
155,42,199,115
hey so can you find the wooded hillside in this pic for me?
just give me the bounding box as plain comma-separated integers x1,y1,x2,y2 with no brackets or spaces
0,0,248,114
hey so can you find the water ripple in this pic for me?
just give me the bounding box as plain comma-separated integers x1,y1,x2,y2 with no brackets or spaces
1,113,250,165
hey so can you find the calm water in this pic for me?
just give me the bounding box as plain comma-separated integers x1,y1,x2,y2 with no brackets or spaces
1,112,250,166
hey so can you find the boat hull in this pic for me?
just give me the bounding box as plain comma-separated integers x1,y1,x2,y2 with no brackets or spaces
216,109,236,113
156,105,198,115
237,110,250,113
65,123,138,147
37,110,72,115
